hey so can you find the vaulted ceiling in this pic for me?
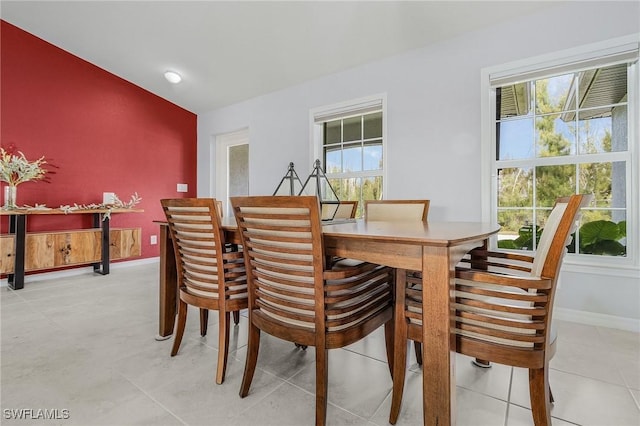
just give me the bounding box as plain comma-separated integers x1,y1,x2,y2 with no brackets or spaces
1,1,559,113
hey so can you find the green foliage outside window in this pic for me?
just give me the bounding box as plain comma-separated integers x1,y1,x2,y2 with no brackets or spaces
498,219,626,256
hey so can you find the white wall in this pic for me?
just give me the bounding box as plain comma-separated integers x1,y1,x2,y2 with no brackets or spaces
198,1,640,329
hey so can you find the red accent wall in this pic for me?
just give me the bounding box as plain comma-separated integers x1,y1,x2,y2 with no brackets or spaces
1,20,197,264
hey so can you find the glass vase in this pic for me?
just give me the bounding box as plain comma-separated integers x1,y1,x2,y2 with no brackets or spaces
4,185,17,209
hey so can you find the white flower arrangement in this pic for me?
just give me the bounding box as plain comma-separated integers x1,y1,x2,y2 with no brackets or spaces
0,147,48,186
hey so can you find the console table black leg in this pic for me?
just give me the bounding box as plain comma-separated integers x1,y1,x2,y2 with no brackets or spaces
8,215,26,290
93,213,110,275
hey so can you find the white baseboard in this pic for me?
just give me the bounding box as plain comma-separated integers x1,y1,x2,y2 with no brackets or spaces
555,307,640,333
0,257,160,287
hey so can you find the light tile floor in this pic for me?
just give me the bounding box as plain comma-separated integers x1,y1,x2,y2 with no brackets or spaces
1,263,638,426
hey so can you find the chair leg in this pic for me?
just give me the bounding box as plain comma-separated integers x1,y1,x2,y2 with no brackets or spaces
413,341,423,366
239,319,261,398
233,310,240,325
200,308,209,336
315,348,329,426
529,366,552,426
171,299,188,356
389,339,409,424
384,319,394,378
389,268,408,425
216,311,230,384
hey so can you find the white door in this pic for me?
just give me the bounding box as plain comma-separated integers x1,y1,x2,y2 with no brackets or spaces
215,128,249,217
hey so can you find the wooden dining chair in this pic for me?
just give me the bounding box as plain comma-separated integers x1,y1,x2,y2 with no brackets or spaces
161,198,248,385
389,194,593,425
323,200,358,220
365,199,430,364
231,195,394,426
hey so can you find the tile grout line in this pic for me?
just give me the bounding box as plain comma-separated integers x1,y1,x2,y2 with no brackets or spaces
117,370,190,426
504,366,514,426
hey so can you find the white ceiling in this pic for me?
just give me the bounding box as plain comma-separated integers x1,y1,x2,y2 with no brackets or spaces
1,1,558,114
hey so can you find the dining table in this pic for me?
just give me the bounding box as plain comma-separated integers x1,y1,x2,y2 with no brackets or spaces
156,217,500,426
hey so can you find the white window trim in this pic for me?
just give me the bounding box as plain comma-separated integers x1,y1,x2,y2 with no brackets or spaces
308,93,388,197
480,34,640,272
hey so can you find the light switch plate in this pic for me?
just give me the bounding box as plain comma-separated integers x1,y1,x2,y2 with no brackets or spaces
103,192,115,204
177,183,188,193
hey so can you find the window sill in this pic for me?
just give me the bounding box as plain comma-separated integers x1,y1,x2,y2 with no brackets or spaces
562,257,640,278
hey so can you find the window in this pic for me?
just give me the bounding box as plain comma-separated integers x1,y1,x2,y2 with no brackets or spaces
311,96,386,217
484,37,638,266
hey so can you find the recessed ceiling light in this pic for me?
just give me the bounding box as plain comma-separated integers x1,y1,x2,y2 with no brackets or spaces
164,71,182,84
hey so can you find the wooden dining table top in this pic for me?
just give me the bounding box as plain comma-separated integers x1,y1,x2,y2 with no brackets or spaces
213,216,499,247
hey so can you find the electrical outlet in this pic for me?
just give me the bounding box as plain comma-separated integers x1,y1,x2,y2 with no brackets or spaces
150,235,157,245
177,183,188,192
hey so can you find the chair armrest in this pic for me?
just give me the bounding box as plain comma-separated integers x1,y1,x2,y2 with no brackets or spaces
456,268,552,291
459,248,535,275
324,261,381,280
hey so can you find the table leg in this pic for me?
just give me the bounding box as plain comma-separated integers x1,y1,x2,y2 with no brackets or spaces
421,241,488,425
421,245,455,426
157,224,177,340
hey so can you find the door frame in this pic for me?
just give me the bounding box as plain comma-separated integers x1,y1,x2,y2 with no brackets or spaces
215,128,249,217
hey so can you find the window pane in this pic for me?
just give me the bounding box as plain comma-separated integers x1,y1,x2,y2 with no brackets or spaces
497,209,535,251
498,167,533,207
343,142,362,172
343,116,361,142
498,83,531,119
363,112,382,139
535,73,574,114
497,118,534,160
325,145,342,173
578,113,626,154
576,63,627,109
363,141,382,171
329,177,353,200
324,120,341,145
535,164,576,207
536,114,575,157
362,176,383,201
579,161,625,208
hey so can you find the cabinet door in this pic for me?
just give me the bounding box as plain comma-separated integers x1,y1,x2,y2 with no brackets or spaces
110,228,141,260
25,233,55,271
54,231,102,266
0,235,15,274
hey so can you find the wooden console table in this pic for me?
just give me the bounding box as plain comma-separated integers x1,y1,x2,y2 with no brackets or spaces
0,208,143,290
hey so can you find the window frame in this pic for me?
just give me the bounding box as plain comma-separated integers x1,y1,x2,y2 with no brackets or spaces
309,94,388,213
481,35,639,274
